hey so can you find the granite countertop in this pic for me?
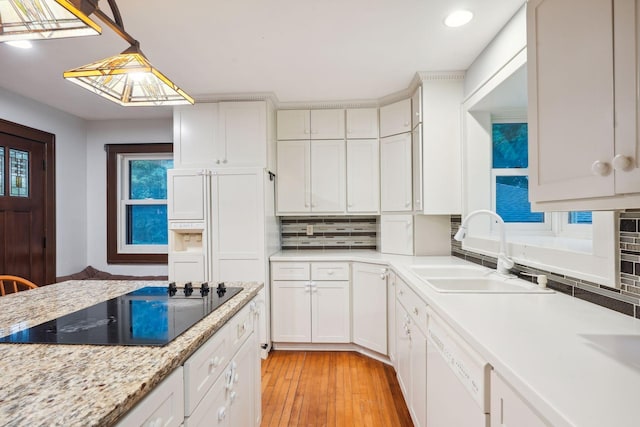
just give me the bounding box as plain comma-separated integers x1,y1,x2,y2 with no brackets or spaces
0,280,262,427
272,250,640,427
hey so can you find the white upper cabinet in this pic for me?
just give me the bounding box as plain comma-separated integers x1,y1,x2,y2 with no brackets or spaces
347,139,380,214
528,0,640,209
173,103,218,169
311,140,346,212
379,98,412,137
412,125,423,212
346,108,379,139
411,87,422,129
216,101,267,167
276,140,346,214
174,101,269,169
277,109,345,140
276,140,311,213
380,133,413,212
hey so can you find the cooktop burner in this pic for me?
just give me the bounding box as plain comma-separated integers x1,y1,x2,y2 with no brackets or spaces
0,283,242,346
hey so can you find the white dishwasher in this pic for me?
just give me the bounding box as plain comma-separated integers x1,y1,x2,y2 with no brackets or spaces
426,308,491,427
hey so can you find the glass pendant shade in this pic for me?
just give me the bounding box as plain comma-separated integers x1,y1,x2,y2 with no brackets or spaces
63,44,195,106
0,0,101,41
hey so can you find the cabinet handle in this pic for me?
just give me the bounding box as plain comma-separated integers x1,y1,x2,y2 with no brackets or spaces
222,159,228,164
612,154,634,171
404,122,410,127
591,160,611,176
405,201,411,207
399,289,404,296
413,307,419,316
218,407,227,421
406,221,411,226
327,270,334,275
230,391,237,403
216,159,221,164
210,355,223,369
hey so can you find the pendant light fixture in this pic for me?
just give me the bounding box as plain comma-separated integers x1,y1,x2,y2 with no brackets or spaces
0,0,194,106
0,0,101,41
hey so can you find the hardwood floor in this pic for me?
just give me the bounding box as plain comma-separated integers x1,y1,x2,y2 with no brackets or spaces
261,351,413,427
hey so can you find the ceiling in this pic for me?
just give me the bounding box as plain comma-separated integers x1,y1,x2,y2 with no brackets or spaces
0,0,525,121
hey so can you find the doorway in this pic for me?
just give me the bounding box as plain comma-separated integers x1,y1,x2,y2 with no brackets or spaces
0,119,55,285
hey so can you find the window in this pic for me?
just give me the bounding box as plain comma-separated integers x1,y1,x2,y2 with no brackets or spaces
491,120,591,237
106,143,173,264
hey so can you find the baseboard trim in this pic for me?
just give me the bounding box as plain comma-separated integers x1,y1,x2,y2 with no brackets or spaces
270,342,392,365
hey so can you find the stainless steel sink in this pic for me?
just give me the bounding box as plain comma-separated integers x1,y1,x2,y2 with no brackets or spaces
424,277,554,294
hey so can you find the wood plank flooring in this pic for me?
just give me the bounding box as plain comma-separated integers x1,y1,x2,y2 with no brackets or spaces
261,351,413,427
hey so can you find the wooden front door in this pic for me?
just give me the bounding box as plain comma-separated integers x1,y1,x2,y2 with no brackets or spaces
0,119,55,285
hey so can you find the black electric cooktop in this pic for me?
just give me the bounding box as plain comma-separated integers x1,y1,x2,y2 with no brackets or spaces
0,283,242,346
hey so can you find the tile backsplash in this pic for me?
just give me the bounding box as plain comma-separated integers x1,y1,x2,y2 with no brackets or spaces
451,212,640,319
281,217,377,250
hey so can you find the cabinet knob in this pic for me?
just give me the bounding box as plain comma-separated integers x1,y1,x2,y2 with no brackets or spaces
413,307,419,316
591,160,611,176
404,122,410,127
216,159,221,164
223,159,228,164
230,391,237,403
218,407,227,421
405,201,411,207
612,154,634,172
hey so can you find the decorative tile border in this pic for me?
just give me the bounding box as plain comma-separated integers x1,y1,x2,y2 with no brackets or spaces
281,217,377,250
451,213,640,319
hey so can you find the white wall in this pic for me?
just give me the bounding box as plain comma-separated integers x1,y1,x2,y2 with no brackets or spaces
0,87,88,277
85,119,172,276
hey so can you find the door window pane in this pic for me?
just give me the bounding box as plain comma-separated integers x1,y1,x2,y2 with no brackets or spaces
126,204,168,245
9,149,28,197
492,123,528,168
129,159,173,200
0,147,4,196
495,175,544,223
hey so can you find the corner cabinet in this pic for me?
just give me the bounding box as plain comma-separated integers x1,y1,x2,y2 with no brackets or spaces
527,0,640,210
352,263,388,355
276,140,346,214
380,133,413,212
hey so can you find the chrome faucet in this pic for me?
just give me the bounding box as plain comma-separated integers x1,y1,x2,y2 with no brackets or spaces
454,209,514,276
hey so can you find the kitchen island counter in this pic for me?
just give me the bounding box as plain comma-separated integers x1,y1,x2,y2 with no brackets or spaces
0,280,262,427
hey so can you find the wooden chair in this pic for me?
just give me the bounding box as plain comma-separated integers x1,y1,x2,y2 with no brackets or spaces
0,275,38,296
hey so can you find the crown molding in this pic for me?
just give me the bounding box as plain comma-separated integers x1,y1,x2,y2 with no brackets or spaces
193,92,280,105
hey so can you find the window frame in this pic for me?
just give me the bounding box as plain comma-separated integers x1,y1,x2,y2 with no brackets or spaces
106,143,172,264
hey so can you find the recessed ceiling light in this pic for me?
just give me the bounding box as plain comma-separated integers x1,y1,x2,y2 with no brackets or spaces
444,10,473,27
4,40,33,49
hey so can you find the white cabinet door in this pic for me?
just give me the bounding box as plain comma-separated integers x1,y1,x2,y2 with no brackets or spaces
173,104,218,169
311,109,345,139
395,302,411,398
277,110,311,140
167,169,207,221
380,98,412,137
311,140,346,213
217,101,267,167
346,139,379,213
311,280,350,343
387,270,397,368
409,327,427,427
380,133,412,212
412,125,423,212
211,169,264,283
271,281,311,342
346,108,379,139
411,87,422,129
491,370,549,427
276,140,311,213
380,214,414,256
228,334,258,427
352,263,388,355
528,0,615,202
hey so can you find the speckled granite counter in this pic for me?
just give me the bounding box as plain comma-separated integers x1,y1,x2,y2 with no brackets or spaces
0,280,262,427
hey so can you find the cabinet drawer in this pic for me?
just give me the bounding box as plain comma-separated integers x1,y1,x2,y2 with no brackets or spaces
228,301,255,357
397,279,427,334
271,262,311,280
116,367,184,427
311,262,350,280
183,324,230,416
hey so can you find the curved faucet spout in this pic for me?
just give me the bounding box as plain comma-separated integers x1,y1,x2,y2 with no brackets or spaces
455,209,514,275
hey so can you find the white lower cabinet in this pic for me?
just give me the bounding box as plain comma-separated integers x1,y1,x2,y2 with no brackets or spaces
395,277,428,427
491,371,550,427
387,270,397,367
116,367,184,427
352,263,388,355
271,262,350,343
117,299,259,427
